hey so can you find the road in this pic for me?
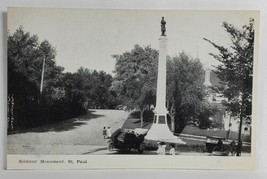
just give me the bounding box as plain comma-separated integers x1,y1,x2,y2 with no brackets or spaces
7,109,251,156
8,109,129,155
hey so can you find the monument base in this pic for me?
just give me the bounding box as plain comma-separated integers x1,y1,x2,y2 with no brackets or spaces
145,115,186,144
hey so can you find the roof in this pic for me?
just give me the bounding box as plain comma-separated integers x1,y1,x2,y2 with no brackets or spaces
210,71,224,88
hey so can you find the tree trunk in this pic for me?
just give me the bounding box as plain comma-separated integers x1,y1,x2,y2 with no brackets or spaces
170,102,175,132
140,107,145,128
237,94,244,156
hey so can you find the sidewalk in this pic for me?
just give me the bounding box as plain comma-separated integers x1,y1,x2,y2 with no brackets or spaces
8,144,106,155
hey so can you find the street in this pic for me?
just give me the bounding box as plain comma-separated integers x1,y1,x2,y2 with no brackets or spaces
7,109,251,156
8,109,129,155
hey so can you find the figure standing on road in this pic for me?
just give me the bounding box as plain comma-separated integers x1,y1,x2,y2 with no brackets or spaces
161,142,166,155
107,127,112,138
217,139,224,151
103,127,107,139
230,140,236,156
157,142,162,155
157,142,166,155
107,139,112,151
169,143,176,155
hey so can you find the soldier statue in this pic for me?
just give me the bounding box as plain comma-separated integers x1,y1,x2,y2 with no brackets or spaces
161,17,166,36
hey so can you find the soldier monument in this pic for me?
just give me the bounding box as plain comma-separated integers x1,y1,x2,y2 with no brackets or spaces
145,17,185,144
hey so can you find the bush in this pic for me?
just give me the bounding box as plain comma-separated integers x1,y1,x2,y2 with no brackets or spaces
128,111,141,119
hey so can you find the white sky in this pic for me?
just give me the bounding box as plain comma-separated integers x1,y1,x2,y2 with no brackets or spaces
8,8,258,74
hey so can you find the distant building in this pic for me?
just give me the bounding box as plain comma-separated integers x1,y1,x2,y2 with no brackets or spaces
203,68,250,135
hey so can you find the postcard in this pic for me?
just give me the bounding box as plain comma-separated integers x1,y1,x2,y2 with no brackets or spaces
7,7,259,170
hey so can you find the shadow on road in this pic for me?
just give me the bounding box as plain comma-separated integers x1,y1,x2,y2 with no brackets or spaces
8,110,104,134
121,118,152,129
83,147,107,154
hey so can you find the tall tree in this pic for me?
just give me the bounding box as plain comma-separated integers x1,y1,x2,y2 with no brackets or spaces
204,18,254,156
111,45,158,127
166,52,207,133
8,26,64,129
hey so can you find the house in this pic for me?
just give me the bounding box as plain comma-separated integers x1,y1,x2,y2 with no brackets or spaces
203,68,251,136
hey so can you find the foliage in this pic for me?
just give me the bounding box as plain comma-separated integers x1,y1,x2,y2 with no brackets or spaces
8,26,66,129
166,52,209,133
8,27,119,131
204,19,254,156
63,68,120,110
111,44,158,127
203,18,254,124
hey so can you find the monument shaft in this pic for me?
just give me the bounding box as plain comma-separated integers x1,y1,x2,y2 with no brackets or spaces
145,18,185,144
155,36,168,114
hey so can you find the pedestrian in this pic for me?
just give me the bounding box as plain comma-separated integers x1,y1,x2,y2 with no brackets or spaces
157,142,162,155
169,143,176,155
157,142,166,155
107,127,112,139
230,140,236,156
217,139,223,151
103,127,107,139
161,142,166,155
107,139,112,151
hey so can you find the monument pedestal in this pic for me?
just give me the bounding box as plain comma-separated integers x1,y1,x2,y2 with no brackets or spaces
145,113,185,144
145,35,185,144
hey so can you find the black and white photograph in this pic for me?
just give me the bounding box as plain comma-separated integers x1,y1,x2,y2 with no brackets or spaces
6,7,258,169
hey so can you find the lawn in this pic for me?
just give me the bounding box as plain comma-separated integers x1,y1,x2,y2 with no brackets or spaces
181,125,250,142
121,111,251,153
122,116,250,141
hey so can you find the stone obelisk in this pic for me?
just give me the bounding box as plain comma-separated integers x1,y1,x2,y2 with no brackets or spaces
204,68,212,87
145,17,185,144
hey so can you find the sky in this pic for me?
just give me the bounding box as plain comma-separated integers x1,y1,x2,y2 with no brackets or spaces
8,8,258,75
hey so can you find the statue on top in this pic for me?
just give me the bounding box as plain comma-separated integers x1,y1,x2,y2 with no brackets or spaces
161,17,166,36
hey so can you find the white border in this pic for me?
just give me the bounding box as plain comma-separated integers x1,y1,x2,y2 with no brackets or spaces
1,0,267,178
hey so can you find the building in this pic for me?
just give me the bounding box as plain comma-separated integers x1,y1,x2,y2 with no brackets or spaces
203,68,251,136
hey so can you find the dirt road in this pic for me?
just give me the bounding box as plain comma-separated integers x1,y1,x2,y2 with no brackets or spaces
7,110,129,155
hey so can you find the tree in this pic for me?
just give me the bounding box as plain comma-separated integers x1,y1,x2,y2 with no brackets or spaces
63,67,119,111
111,45,158,127
166,52,208,133
8,26,119,131
204,18,254,156
8,26,65,129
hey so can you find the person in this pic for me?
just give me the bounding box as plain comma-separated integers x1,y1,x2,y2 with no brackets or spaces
107,139,112,151
128,131,136,144
161,142,167,155
169,143,176,155
103,127,107,139
217,139,223,151
107,127,112,139
236,141,243,156
157,142,163,155
157,142,166,155
230,140,236,156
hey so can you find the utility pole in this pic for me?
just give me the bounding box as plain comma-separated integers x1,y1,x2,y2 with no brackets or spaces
40,56,46,95
38,55,46,114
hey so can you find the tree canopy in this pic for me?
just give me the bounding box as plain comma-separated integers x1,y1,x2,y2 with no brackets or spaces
167,52,208,132
8,27,66,129
204,18,254,124
112,45,209,130
111,45,158,127
204,18,255,155
8,27,120,131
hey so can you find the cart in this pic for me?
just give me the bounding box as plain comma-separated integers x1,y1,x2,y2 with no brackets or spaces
108,128,148,154
205,136,232,156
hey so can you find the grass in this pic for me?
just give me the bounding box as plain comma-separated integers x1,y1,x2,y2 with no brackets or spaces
122,112,250,142
121,111,251,153
181,125,250,142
